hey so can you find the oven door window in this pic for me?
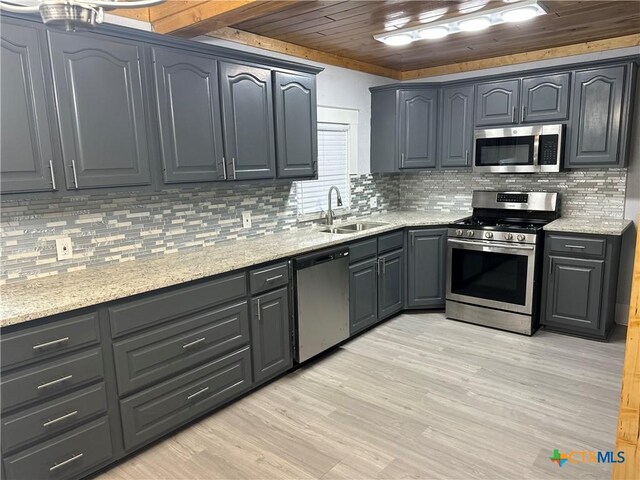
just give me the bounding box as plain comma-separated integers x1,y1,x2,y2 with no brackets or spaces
475,136,534,167
450,248,528,306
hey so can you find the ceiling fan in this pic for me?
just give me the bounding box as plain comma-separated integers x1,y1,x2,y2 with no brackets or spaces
0,0,165,30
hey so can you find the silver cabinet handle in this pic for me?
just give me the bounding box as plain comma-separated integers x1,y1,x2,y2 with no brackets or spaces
564,244,586,249
48,160,57,190
43,410,78,427
521,105,526,123
49,453,83,472
265,274,283,282
256,298,261,321
465,150,469,166
512,106,517,123
400,153,405,167
33,337,69,351
410,232,415,248
38,374,73,390
222,156,227,180
182,337,206,349
231,157,237,179
382,257,386,275
70,160,79,189
187,386,209,401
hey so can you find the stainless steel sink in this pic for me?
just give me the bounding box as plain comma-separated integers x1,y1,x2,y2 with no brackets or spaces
319,221,388,234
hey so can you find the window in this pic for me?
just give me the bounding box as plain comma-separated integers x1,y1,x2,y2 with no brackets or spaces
297,123,351,216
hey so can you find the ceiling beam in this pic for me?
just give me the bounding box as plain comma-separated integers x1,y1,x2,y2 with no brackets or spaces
151,1,291,38
207,27,401,80
109,6,150,22
400,33,640,80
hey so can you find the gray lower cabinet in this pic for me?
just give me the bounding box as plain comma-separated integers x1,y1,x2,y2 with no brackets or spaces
541,232,622,339
273,72,317,179
521,73,570,123
47,30,152,190
250,287,291,383
0,20,57,194
398,88,438,169
439,85,474,168
220,62,276,180
349,257,378,335
475,79,520,126
151,46,225,183
378,248,405,320
406,229,447,309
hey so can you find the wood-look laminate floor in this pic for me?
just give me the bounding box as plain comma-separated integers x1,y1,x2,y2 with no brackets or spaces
99,313,627,480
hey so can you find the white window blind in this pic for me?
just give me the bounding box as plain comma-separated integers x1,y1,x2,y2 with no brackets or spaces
297,123,351,215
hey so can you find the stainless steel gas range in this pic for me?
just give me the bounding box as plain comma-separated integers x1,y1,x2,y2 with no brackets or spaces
445,191,559,335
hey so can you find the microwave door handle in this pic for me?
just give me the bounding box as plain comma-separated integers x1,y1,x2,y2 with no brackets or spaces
533,134,540,168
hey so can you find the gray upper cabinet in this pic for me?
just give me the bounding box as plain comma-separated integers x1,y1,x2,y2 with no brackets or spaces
406,229,447,309
567,65,627,168
0,21,57,194
151,46,225,184
475,79,520,126
273,72,317,179
440,85,474,168
47,31,152,189
220,62,276,180
398,89,437,169
521,73,570,123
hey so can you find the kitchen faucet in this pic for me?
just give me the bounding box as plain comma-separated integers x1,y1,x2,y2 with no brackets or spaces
325,186,343,225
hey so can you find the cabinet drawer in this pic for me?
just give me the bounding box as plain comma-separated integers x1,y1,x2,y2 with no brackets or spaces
113,300,250,396
378,231,404,254
249,262,289,294
547,234,606,257
2,383,108,454
1,312,100,371
120,346,252,450
109,272,247,338
1,348,104,413
3,416,113,480
349,238,377,263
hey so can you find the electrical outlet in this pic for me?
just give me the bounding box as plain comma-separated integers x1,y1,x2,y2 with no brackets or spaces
369,197,378,209
242,212,252,229
55,238,73,261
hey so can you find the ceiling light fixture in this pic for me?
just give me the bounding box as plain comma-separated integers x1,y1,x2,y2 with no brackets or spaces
375,0,547,46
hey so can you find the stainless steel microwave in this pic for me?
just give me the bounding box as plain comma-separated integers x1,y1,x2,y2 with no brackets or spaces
473,124,565,173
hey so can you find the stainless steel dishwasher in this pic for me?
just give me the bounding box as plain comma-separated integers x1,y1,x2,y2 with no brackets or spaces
294,246,350,363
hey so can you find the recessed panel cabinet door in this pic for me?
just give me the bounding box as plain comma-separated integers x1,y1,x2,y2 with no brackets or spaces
544,256,604,333
407,229,447,308
378,249,404,320
440,85,474,168
251,287,291,383
568,66,626,167
349,258,378,335
475,79,520,126
521,73,570,123
398,89,437,169
48,31,151,189
220,62,276,180
152,47,225,183
273,72,317,178
1,22,56,193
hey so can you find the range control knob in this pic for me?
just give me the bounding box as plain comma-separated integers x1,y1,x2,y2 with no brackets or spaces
484,232,493,239
517,234,526,242
466,230,475,237
455,229,463,237
504,233,513,240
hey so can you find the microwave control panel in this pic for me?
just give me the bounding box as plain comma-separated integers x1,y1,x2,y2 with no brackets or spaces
539,134,559,165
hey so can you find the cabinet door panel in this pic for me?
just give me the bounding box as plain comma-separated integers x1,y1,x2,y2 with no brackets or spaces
251,288,291,383
544,256,604,332
48,31,151,189
349,258,378,335
440,85,474,168
152,47,224,183
1,22,56,193
398,89,437,169
522,73,570,123
274,72,317,178
407,229,446,308
220,62,276,180
378,249,404,320
568,66,625,167
475,79,520,126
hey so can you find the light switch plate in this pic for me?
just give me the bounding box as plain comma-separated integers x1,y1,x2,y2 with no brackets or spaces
242,212,252,229
55,238,73,260
370,197,378,209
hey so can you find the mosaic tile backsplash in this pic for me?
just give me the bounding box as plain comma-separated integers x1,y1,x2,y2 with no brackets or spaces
0,168,627,284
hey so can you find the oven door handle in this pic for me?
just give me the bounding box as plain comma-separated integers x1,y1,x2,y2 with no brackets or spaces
448,238,535,251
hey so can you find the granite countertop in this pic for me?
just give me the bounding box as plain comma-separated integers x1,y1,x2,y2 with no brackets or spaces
544,217,633,236
0,211,465,328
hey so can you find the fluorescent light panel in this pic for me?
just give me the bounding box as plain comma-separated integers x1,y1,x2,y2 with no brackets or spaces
375,0,547,46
